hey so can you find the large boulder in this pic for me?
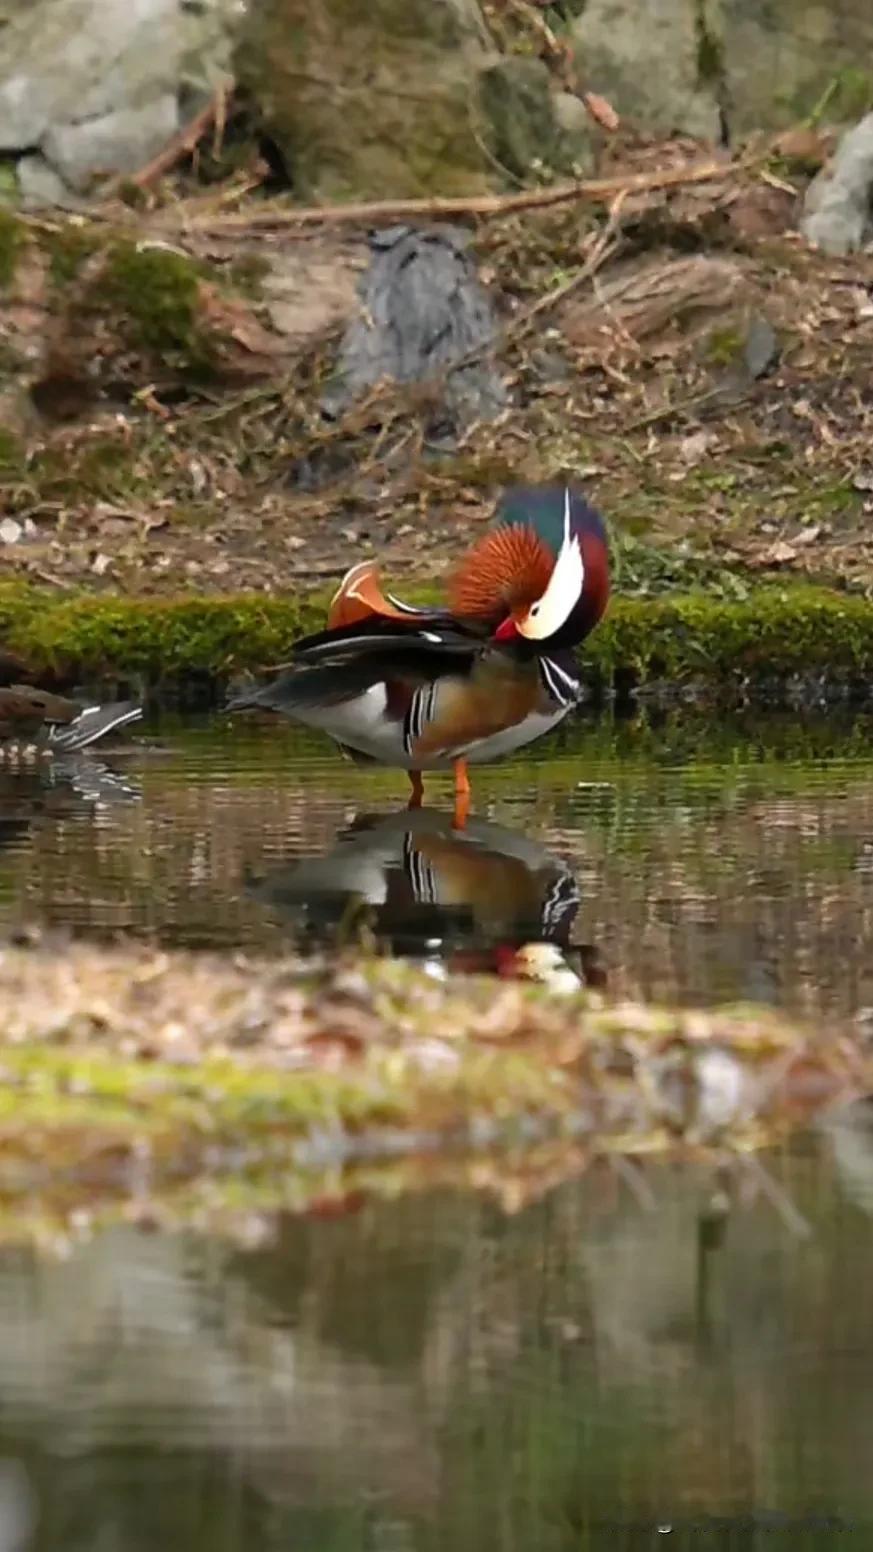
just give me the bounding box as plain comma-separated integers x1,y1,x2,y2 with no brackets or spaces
322,224,506,432
236,0,593,201
0,0,237,202
721,0,873,137
571,0,723,143
572,0,873,142
236,0,495,201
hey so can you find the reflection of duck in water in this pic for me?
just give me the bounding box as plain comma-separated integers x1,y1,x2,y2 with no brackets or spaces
0,752,142,859
0,686,142,760
249,808,605,989
228,484,609,828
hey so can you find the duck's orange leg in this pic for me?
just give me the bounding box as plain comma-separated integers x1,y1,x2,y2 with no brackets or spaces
407,770,424,810
452,758,471,830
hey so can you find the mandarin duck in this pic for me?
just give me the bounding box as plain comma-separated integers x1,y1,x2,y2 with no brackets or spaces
0,685,142,763
228,484,609,827
250,807,604,988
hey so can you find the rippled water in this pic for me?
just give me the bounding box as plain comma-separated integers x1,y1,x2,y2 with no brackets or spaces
3,709,873,1546
4,709,873,1012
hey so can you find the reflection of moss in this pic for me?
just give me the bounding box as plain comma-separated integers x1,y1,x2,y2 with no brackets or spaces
0,942,830,1241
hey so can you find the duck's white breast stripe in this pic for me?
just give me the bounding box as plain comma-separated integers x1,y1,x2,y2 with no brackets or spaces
538,656,582,708
402,682,438,756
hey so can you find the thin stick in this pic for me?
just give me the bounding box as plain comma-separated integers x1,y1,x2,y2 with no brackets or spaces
100,84,233,198
159,154,753,235
504,188,628,342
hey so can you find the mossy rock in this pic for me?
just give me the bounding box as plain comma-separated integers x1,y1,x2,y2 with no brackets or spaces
235,0,495,200
478,57,593,180
31,233,284,395
101,241,213,367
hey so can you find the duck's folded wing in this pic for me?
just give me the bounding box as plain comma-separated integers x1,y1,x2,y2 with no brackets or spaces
291,615,484,665
225,638,477,717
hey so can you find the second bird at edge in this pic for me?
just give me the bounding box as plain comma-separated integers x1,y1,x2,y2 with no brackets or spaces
227,483,610,828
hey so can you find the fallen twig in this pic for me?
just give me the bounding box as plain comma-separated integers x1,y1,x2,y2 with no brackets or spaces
157,154,755,236
100,83,233,198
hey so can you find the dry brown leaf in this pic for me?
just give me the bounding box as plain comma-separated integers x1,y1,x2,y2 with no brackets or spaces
198,283,283,357
582,91,620,132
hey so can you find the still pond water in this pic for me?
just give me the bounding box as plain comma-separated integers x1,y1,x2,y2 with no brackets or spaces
1,710,873,1548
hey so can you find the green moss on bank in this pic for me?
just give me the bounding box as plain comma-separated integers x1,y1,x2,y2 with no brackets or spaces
102,241,214,368
2,579,873,691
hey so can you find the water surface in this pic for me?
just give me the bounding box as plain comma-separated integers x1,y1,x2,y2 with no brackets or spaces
3,709,873,1013
2,710,873,1547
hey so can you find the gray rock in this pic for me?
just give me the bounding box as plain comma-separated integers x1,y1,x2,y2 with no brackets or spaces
743,314,779,381
722,0,873,136
552,90,590,139
43,96,179,192
802,113,873,256
572,0,722,141
323,225,506,433
0,0,236,193
16,153,75,209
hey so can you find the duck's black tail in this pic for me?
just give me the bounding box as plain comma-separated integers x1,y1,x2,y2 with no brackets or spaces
46,701,143,753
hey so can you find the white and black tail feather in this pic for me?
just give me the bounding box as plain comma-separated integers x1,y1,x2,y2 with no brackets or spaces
538,655,582,709
46,701,142,753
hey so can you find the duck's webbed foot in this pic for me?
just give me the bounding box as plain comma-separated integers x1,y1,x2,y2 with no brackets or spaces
407,770,424,810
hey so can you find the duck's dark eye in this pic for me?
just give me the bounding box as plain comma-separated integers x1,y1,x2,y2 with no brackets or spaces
530,603,540,617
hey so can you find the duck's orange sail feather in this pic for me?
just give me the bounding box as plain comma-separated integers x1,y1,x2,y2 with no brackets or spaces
327,561,418,630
